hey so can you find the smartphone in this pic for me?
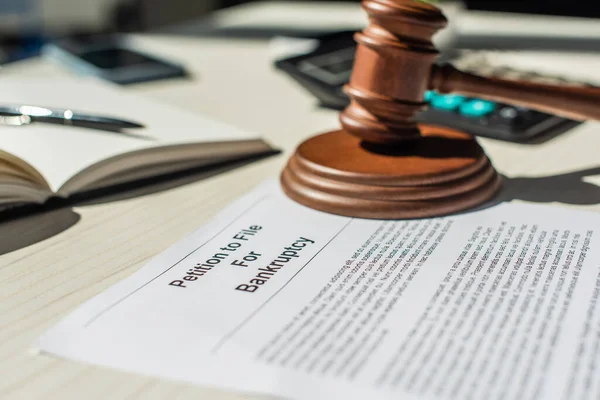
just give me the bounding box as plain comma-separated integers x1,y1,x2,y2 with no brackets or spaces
43,35,188,85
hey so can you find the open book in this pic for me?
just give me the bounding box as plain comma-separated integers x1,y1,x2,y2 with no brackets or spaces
0,79,272,212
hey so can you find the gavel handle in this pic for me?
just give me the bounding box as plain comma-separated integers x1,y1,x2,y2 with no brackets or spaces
429,64,600,121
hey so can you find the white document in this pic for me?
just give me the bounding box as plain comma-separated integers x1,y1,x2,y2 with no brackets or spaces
35,181,600,400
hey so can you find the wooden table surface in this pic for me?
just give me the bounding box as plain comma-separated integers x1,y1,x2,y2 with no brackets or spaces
2,3,600,399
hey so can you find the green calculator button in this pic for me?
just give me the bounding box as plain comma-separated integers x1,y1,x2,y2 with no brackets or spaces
460,99,497,117
430,94,466,111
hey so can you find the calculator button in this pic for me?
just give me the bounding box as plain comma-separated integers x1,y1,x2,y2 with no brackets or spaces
499,107,519,119
489,107,524,129
459,99,497,117
424,90,436,103
430,94,466,111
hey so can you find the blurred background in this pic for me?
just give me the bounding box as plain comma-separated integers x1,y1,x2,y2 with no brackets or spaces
0,0,599,64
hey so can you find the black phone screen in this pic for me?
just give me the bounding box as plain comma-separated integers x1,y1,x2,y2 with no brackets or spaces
79,48,162,70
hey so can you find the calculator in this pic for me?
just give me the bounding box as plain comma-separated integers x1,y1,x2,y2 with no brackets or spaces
274,31,582,143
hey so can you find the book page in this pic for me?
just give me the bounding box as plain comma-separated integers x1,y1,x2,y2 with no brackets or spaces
35,181,600,400
0,79,261,192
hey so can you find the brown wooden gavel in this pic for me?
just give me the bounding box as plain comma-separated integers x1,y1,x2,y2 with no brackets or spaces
280,0,600,219
339,0,600,145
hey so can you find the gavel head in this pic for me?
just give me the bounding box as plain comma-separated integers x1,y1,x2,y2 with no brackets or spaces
340,0,448,145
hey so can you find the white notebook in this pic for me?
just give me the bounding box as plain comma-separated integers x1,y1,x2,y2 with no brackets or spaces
0,79,272,210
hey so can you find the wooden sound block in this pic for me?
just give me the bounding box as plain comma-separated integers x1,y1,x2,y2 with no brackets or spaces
281,125,502,219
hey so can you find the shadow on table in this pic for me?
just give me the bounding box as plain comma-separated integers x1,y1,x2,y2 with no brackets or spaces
0,159,597,256
0,208,81,256
0,151,279,256
466,166,600,215
497,166,600,205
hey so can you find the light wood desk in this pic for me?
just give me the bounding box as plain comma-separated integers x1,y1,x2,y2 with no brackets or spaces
2,3,600,399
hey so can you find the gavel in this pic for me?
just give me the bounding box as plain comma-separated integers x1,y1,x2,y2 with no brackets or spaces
281,0,600,219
